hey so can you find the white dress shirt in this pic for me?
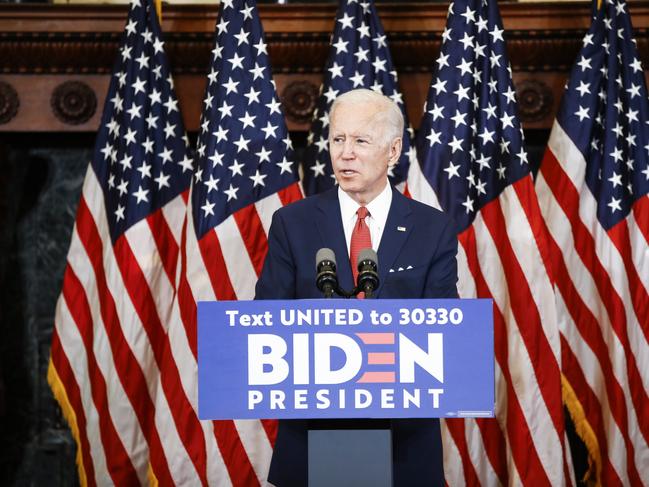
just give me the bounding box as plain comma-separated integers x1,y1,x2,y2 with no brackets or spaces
338,181,393,256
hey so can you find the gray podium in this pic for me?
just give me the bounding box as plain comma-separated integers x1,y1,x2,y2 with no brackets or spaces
309,429,392,487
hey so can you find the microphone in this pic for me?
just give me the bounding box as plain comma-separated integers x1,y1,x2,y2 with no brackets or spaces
315,248,338,298
356,248,379,298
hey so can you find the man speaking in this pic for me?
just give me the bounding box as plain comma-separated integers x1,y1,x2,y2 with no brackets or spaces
255,89,458,486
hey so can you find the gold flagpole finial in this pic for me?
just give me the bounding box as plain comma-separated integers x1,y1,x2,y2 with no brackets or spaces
154,0,162,23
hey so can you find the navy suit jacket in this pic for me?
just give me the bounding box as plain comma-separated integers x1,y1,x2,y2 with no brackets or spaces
255,186,458,486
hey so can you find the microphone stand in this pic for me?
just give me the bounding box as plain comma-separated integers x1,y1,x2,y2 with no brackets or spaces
319,282,371,299
328,277,378,299
315,248,379,299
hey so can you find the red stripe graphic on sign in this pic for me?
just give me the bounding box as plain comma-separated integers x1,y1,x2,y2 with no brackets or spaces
357,372,396,383
367,352,395,365
355,333,395,344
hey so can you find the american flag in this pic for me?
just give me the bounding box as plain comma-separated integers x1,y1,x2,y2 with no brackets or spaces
407,0,572,484
302,0,414,196
536,0,649,483
47,0,193,484
150,0,302,484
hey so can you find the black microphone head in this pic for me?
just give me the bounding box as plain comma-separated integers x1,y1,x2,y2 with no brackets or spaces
316,247,337,270
357,248,378,269
316,248,338,297
356,248,379,298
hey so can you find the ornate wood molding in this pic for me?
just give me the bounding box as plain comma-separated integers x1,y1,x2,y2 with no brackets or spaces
281,80,320,125
516,78,554,123
1,2,649,131
0,81,19,125
51,80,97,125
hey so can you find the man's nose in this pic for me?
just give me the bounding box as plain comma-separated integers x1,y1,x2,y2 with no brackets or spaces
341,140,355,158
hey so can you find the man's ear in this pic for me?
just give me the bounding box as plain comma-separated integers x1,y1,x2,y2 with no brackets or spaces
388,137,403,167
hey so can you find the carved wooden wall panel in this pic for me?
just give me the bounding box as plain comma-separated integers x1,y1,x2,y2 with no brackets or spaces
1,2,649,132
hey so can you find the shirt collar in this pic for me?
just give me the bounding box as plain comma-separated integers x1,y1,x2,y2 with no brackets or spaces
338,181,392,224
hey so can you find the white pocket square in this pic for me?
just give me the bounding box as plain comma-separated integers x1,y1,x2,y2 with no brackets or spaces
389,265,414,272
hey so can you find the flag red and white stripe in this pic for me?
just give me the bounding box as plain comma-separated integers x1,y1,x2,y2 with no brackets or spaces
48,0,195,483
409,163,572,486
407,0,571,481
151,183,302,485
535,0,649,483
49,170,188,486
148,0,304,484
538,125,649,485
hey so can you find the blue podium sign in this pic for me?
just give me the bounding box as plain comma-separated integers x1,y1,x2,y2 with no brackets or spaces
198,299,494,420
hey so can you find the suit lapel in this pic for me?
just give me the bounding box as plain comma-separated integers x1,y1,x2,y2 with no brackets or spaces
315,188,355,291
376,189,413,296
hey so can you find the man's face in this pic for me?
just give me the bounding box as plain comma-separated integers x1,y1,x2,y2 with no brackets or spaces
329,101,401,205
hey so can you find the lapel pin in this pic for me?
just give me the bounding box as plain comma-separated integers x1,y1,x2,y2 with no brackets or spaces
397,226,406,232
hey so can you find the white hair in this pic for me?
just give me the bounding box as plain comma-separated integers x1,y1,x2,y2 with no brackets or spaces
329,88,404,146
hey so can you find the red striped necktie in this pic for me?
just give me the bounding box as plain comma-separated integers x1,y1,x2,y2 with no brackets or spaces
350,206,371,298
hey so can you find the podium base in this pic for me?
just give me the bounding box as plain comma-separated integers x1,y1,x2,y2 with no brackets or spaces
308,429,392,487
